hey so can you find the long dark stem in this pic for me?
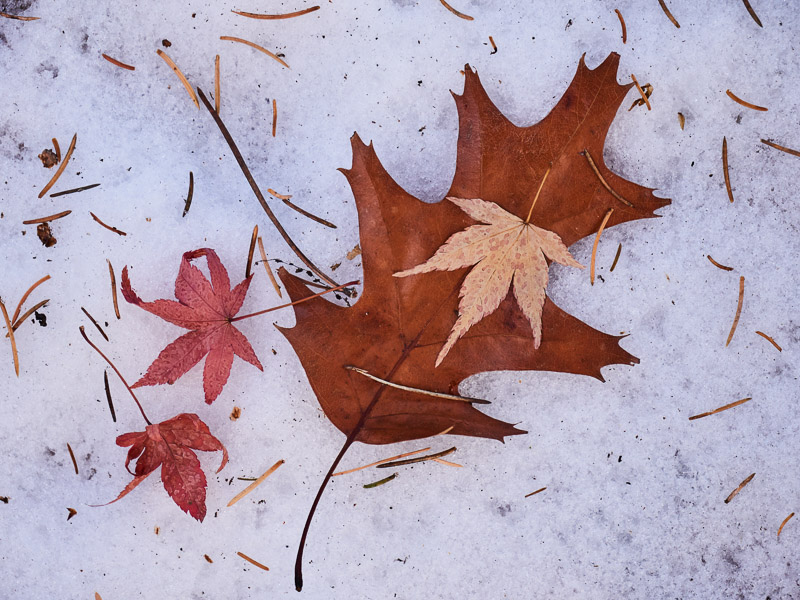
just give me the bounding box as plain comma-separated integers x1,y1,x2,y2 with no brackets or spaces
79,326,151,425
196,87,346,294
231,280,358,323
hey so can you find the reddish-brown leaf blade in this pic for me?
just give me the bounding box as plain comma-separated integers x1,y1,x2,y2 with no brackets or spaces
160,444,208,521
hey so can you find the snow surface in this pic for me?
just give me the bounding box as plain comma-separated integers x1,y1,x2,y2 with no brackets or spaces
2,0,800,598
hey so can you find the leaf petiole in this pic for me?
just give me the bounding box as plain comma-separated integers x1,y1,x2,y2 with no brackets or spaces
230,280,359,322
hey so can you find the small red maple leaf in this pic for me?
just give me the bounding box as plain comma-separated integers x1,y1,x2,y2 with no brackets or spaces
99,413,228,521
121,248,263,404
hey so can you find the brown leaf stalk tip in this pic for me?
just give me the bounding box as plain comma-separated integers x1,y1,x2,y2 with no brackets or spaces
688,397,751,421
363,473,398,488
722,137,735,203
755,331,781,351
182,171,194,217
438,0,473,20
614,9,627,43
0,300,19,376
590,208,614,286
724,473,755,504
377,447,457,469
778,513,795,538
726,276,745,347
39,133,77,198
582,149,633,207
256,237,282,298
11,275,51,324
246,225,259,279
272,98,277,137
237,551,269,571
107,260,120,319
22,210,72,225
657,0,680,28
90,212,127,236
525,487,547,498
101,53,135,71
81,307,109,342
726,89,768,112
706,255,733,271
346,365,490,404
156,49,199,108
214,55,220,114
281,198,337,229
761,139,800,158
232,6,320,19
67,443,79,475
227,459,285,507
219,36,290,69
333,447,432,477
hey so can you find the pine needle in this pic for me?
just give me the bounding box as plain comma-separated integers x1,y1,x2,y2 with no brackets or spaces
67,443,79,475
0,11,39,20
281,198,337,229
741,0,762,26
50,183,101,197
438,0,473,20
182,171,194,217
657,0,680,28
724,473,755,504
726,276,745,347
590,209,614,285
227,459,284,507
232,6,320,19
156,49,199,108
23,210,72,225
257,237,282,298
707,255,733,271
582,149,633,207
39,133,76,198
9,299,49,334
525,487,547,498
364,473,398,488
89,212,127,236
760,139,800,158
214,55,221,114
0,300,19,376
220,36,290,69
377,447,456,469
104,370,116,422
272,99,277,137
432,458,462,468
614,9,627,43
237,551,270,571
108,260,120,320
630,74,651,110
101,54,135,71
726,89,767,111
81,307,109,342
688,397,751,421
246,225,259,279
11,275,50,324
722,136,735,203
333,447,431,476
778,513,795,538
609,243,622,272
755,331,781,351
345,365,490,404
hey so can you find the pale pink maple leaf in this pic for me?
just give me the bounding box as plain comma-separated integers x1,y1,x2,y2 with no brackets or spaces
121,248,263,404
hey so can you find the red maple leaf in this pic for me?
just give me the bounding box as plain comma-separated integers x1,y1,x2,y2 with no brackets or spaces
100,413,228,521
121,248,263,404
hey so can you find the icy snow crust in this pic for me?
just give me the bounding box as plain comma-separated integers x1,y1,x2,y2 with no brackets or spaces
1,0,799,598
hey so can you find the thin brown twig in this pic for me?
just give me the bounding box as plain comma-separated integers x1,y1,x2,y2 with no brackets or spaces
525,487,547,498
590,209,614,286
282,198,337,229
257,237,282,298
755,331,781,351
0,300,19,376
630,74,651,110
231,280,359,322
23,210,72,225
101,54,135,71
272,98,277,137
726,276,745,347
582,149,634,207
67,443,79,475
741,0,763,26
333,447,431,477
39,134,76,198
81,307,108,342
724,473,755,504
438,0,474,20
9,299,49,334
237,551,269,571
268,188,292,200
246,225,259,279
614,9,627,43
11,275,50,324
778,513,795,538
726,89,768,112
228,460,285,507
722,137,735,203
707,255,733,271
89,212,127,236
657,0,680,28
214,55,221,114
156,49,199,108
688,397,751,421
108,260,120,319
377,447,457,469
232,6,320,19
0,12,39,20
50,183,101,197
220,36,290,69
196,87,344,292
761,139,800,158
346,366,490,404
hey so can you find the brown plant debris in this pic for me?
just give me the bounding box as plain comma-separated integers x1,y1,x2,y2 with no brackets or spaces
615,9,627,43
741,0,763,27
333,447,432,477
23,210,72,225
364,473,397,488
377,447,457,469
230,406,242,421
0,300,19,376
268,188,292,200
489,36,497,54
256,237,282,298
36,223,57,247
228,460,285,507
232,6,320,19
439,0,473,20
50,183,101,198
761,139,800,158
214,55,221,114
39,133,77,198
432,458,462,467
67,507,77,521
39,148,59,168
90,212,127,236
0,12,39,20
726,276,745,347
246,225,259,279
220,36,290,69
272,99,277,137
678,112,685,130
104,370,117,422
582,149,633,207
688,397,752,421
156,49,199,108
182,171,194,217
281,198,337,229
204,554,213,563
52,138,61,162
81,307,108,342
237,551,270,571
67,443,79,475
108,260,120,320
630,74,651,110
778,513,795,538
346,244,361,260
525,487,547,498
101,54,135,71
590,209,614,285
724,473,755,504
9,299,48,333
755,331,782,351
657,0,680,28
722,137,735,203
707,255,733,271
11,275,50,324
610,243,622,272
629,83,653,111
726,89,768,112
346,365,490,404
